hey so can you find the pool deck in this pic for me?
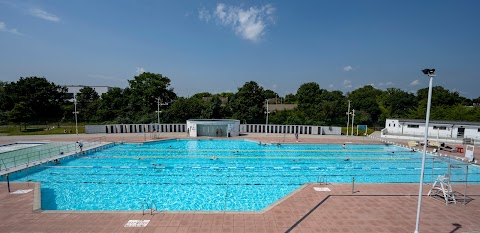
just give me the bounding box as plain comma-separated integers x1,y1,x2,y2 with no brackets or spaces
1,132,480,233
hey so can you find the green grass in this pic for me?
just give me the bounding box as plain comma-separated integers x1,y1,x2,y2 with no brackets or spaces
0,124,85,135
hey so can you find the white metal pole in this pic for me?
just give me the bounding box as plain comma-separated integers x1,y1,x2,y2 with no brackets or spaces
351,109,355,136
414,75,434,233
346,100,351,136
265,99,269,136
73,97,78,135
157,98,160,125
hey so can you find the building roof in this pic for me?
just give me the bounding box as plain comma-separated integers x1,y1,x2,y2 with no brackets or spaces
395,118,480,126
266,104,297,111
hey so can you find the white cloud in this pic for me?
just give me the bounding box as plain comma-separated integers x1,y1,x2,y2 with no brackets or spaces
367,83,375,87
198,7,211,22
343,66,353,72
379,81,394,87
0,21,21,35
410,79,420,86
136,67,146,75
199,3,275,42
343,80,352,88
29,8,60,22
328,84,334,88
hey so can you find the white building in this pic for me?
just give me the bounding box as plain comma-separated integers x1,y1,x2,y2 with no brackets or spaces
66,85,114,100
383,118,480,139
186,119,240,137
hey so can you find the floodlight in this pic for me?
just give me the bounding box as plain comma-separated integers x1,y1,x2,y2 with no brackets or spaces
422,69,435,76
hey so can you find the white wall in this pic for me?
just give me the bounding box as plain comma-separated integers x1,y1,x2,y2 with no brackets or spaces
385,119,401,134
384,119,480,139
465,128,480,139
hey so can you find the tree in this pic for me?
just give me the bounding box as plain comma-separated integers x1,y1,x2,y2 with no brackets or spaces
347,85,383,125
191,92,212,99
296,82,324,125
264,89,277,99
9,102,34,130
318,90,346,125
127,72,177,119
377,88,416,121
201,95,223,119
4,77,67,123
284,93,297,104
416,86,463,107
76,86,100,122
229,81,266,123
96,87,130,123
165,98,206,123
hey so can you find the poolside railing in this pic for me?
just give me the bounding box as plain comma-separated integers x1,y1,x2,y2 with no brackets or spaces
0,136,106,171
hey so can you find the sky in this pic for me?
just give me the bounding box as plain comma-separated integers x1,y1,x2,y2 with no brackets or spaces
1,0,480,98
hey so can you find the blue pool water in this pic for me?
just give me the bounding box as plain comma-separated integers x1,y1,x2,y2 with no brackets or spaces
5,139,480,211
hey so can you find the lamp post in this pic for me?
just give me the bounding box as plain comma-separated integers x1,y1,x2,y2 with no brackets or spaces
346,100,351,136
265,99,270,135
351,109,355,136
414,68,436,233
155,98,168,132
73,97,79,135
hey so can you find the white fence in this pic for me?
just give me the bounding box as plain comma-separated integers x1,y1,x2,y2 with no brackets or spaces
86,124,342,135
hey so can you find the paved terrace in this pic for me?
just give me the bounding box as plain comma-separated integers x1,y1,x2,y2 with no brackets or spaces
1,132,479,233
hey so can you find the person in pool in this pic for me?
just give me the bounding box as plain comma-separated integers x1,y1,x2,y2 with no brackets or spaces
344,158,350,161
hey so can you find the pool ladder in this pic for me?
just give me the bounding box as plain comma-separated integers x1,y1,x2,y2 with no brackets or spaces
142,200,158,215
317,175,328,185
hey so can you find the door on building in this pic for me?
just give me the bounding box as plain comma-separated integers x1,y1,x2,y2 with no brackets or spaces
457,127,465,138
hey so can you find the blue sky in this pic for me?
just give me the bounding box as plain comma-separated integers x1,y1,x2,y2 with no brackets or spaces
1,0,479,98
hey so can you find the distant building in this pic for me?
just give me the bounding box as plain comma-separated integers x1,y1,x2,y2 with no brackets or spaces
202,97,229,106
383,118,480,139
66,85,114,100
265,104,297,111
265,98,297,111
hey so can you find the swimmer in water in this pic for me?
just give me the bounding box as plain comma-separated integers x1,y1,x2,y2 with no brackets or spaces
342,144,346,149
344,158,350,161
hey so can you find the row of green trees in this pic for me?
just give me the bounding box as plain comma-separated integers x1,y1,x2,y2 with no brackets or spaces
1,72,480,129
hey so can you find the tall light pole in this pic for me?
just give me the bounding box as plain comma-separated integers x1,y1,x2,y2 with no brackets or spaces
351,109,355,136
414,68,436,233
73,97,79,135
265,99,270,135
156,97,161,125
155,98,168,132
346,100,351,136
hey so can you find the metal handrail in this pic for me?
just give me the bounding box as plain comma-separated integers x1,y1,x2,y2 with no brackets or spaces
150,200,157,215
317,175,328,184
142,199,158,215
0,136,106,171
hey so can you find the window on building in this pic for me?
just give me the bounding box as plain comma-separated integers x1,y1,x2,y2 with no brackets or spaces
389,123,391,127
407,124,419,128
478,128,480,132
394,124,396,127
433,126,447,130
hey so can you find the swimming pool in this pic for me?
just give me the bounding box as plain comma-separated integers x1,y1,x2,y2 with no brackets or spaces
5,139,480,211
